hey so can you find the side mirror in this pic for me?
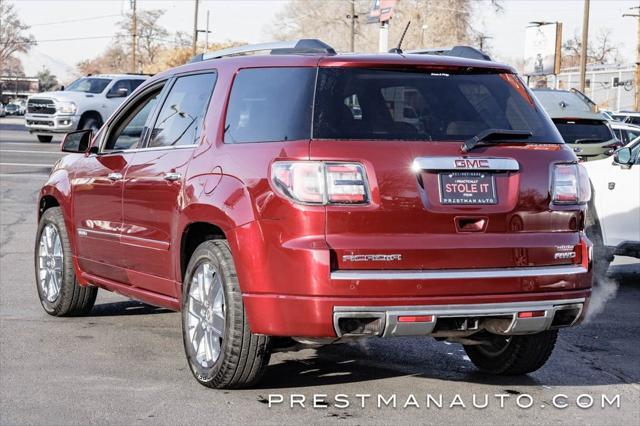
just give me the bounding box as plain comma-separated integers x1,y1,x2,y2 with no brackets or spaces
107,87,129,98
61,129,93,153
613,147,633,167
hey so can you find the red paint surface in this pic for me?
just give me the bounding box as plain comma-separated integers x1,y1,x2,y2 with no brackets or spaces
39,53,592,337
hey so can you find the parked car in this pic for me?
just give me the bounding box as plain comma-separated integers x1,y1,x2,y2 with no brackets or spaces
4,103,22,116
611,111,640,125
533,88,619,161
0,104,5,117
610,121,640,146
25,74,148,143
36,39,593,389
584,137,640,276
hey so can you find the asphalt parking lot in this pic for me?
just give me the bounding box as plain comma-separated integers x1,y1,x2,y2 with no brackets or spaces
0,115,638,425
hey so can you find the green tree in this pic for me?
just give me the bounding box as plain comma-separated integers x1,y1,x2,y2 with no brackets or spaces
37,67,58,92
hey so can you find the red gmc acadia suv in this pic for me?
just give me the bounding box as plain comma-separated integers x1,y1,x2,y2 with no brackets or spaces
35,40,593,389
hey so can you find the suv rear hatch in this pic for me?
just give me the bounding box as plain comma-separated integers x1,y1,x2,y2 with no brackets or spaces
309,65,587,272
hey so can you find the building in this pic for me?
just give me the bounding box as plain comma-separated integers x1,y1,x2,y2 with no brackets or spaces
0,76,40,104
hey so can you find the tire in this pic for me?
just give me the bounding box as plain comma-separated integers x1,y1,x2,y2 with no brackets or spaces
35,207,98,316
37,135,53,143
464,330,558,375
181,240,271,389
79,116,101,133
585,194,613,283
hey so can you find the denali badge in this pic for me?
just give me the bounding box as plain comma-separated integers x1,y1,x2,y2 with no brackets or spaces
343,254,402,262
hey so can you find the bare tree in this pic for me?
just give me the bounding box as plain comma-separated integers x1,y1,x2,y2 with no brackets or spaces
562,28,622,68
0,0,36,73
269,0,502,53
118,9,169,69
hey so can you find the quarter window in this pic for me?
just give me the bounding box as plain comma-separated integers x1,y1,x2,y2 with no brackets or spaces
224,67,315,143
103,88,162,152
148,73,217,148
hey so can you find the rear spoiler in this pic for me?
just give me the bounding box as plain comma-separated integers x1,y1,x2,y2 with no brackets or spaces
407,46,492,61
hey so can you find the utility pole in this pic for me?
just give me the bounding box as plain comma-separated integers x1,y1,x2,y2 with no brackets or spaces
347,1,358,52
478,35,492,52
130,0,137,73
623,6,640,111
579,0,590,92
205,10,210,52
192,0,199,56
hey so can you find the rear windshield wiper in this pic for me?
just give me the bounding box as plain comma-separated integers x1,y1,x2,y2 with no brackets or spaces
461,129,533,152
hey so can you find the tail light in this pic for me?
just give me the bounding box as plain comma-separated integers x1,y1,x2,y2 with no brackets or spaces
271,161,370,205
551,163,591,204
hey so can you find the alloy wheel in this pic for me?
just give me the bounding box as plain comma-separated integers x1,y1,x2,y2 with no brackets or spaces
37,223,64,303
186,261,225,368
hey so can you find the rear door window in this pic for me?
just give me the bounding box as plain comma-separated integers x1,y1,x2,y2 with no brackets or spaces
553,119,614,144
224,67,315,143
313,68,561,142
148,73,217,148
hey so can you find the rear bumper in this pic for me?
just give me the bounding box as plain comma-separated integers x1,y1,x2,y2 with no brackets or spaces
334,298,585,338
243,288,591,337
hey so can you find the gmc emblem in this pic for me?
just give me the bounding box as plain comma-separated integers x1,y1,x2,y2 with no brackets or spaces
454,159,490,169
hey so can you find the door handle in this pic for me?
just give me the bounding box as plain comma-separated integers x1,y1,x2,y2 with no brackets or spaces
163,172,182,182
107,172,123,181
608,182,615,190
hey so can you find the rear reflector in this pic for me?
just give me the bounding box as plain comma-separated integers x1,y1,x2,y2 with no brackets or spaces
397,315,434,323
517,310,546,318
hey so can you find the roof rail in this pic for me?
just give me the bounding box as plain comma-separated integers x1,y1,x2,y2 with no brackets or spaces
190,39,336,63
408,46,492,61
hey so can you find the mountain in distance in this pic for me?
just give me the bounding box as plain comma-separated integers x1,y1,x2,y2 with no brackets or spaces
16,49,80,84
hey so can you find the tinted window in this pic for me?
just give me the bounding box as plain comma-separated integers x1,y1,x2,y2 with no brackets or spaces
313,68,561,142
148,73,216,148
553,119,614,144
627,129,640,141
104,89,161,151
130,79,144,92
107,79,144,97
66,77,111,94
628,116,640,125
224,68,315,143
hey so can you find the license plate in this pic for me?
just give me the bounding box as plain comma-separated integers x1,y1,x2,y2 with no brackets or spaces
439,172,497,205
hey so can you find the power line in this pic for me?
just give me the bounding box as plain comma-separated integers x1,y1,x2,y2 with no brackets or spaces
14,36,114,44
30,14,122,27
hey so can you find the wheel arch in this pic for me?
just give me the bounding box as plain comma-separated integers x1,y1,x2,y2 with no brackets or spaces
179,221,227,284
78,110,103,129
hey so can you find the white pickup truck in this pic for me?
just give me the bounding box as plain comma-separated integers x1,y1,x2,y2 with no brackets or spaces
25,74,148,142
584,137,640,275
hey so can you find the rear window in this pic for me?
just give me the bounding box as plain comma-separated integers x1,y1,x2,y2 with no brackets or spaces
313,68,561,142
553,119,614,144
